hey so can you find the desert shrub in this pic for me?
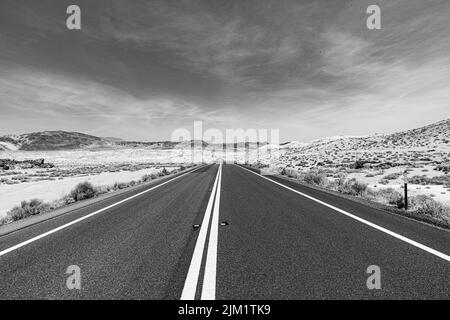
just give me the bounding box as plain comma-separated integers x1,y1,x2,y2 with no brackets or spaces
303,171,326,186
350,180,368,196
70,181,97,201
6,199,51,221
408,175,430,184
336,180,353,194
333,172,347,179
158,168,170,177
410,195,450,222
335,178,368,196
435,163,450,172
430,176,450,185
365,188,404,208
59,195,76,205
354,160,366,169
93,185,109,195
142,173,157,182
408,175,450,185
325,177,345,191
383,172,402,180
0,215,11,225
284,168,301,179
113,182,129,190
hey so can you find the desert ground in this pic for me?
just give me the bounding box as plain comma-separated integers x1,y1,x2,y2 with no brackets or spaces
0,149,187,218
0,144,281,219
1,119,449,223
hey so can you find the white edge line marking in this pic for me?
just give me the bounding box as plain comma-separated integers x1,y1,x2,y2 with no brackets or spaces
181,164,220,300
201,163,222,300
236,165,450,262
0,165,206,258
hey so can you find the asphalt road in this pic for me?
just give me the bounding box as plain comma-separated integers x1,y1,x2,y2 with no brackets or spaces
0,164,449,299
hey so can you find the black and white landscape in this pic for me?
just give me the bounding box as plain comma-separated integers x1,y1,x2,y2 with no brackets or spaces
0,0,449,301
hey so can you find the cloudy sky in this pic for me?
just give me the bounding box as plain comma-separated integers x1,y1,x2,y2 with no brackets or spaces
0,0,449,142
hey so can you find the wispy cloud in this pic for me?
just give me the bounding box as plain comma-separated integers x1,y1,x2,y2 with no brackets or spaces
0,0,449,141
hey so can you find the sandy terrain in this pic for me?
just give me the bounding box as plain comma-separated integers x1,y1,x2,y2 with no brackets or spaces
1,119,449,218
264,120,450,209
0,147,276,218
0,148,192,218
0,167,177,217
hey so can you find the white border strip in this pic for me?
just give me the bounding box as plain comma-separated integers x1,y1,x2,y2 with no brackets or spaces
0,165,206,258
201,163,222,300
181,164,221,300
237,165,450,262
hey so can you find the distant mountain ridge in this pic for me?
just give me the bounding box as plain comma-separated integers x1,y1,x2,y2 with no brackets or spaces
0,131,178,151
0,131,253,151
0,119,449,152
294,119,450,154
277,119,450,170
0,131,109,151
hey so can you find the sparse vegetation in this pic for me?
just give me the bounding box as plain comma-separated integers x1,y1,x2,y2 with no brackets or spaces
70,182,98,201
280,166,450,225
410,195,450,222
159,167,170,176
364,188,404,209
6,199,51,222
141,173,158,182
303,171,326,186
0,166,187,226
383,172,402,180
408,175,450,186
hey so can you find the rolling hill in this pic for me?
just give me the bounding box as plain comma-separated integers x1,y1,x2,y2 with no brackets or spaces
0,131,113,151
1,119,449,155
278,119,450,169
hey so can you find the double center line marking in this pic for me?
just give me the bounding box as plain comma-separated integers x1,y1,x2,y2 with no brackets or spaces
181,163,222,300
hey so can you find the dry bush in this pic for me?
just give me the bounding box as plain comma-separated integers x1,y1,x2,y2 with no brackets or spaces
303,171,327,186
331,178,368,196
70,181,98,201
141,173,158,182
383,172,402,180
411,195,450,222
364,188,404,208
6,199,51,222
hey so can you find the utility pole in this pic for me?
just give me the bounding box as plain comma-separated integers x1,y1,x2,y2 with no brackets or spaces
403,170,408,211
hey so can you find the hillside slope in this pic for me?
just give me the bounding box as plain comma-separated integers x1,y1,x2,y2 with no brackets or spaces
0,131,211,151
278,119,450,169
0,131,112,151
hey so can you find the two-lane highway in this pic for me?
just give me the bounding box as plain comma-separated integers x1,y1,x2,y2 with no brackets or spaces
0,164,218,299
216,165,450,299
0,163,449,299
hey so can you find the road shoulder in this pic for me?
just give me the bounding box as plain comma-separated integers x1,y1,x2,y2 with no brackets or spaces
0,164,204,237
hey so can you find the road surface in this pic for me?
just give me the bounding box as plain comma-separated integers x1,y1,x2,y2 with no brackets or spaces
0,164,449,299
